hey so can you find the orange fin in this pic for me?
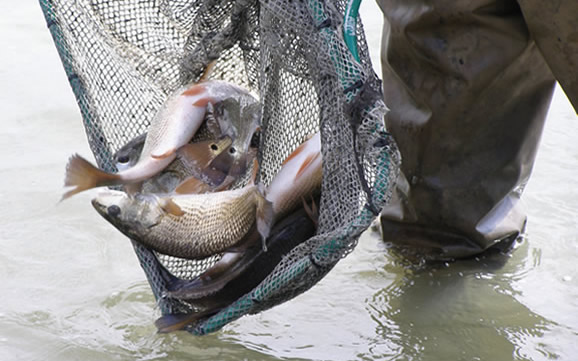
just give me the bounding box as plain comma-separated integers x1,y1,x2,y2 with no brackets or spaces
181,83,206,97
282,141,308,166
177,137,232,171
151,148,176,160
295,153,321,180
159,198,185,216
62,154,119,200
192,97,213,107
174,176,212,195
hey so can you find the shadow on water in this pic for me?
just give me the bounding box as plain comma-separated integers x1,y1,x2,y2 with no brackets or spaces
363,238,560,361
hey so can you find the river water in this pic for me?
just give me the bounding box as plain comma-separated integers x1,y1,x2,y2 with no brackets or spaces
1,2,577,360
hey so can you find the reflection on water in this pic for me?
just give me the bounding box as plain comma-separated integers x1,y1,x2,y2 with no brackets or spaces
366,240,560,361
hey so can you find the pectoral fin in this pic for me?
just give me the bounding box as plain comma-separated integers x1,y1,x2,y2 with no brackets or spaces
159,198,185,217
151,148,176,160
302,196,319,228
255,185,274,252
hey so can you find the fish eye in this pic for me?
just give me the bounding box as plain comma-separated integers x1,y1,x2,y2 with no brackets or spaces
210,144,219,151
229,147,236,154
107,205,121,217
117,155,130,163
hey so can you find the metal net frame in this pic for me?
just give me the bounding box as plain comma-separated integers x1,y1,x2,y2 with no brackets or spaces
40,0,400,334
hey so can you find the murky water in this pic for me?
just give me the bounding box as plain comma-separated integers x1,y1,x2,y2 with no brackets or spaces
1,2,577,361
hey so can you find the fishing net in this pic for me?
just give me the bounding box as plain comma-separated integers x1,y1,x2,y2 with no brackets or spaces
41,0,400,334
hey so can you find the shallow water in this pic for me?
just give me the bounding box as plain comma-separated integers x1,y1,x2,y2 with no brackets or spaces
1,2,577,361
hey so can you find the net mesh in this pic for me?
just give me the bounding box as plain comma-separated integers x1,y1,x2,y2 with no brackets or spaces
41,0,400,334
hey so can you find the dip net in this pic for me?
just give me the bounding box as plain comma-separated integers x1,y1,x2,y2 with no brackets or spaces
41,0,400,334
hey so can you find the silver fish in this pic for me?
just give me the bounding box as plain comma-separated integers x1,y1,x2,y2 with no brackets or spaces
154,198,319,333
62,80,257,199
91,181,272,260
265,132,322,220
175,97,261,193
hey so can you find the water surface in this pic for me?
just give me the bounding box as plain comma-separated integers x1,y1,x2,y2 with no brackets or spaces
1,2,577,360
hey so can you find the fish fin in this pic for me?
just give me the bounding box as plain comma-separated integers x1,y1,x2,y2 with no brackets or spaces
123,181,143,195
62,154,120,200
214,176,235,191
177,137,232,170
250,158,259,184
255,187,274,252
174,176,212,195
198,60,217,82
155,309,217,333
159,198,185,217
295,153,321,181
282,141,308,166
151,148,176,160
192,97,213,107
181,83,206,97
302,196,319,228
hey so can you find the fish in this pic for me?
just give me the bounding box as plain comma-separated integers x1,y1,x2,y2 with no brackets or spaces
113,133,147,172
91,171,273,260
112,134,235,194
62,80,258,199
175,98,261,193
265,132,323,221
154,198,319,333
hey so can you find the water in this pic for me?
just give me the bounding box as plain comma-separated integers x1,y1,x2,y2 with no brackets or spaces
1,2,577,360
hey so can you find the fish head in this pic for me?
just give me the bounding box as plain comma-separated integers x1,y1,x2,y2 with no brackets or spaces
211,98,241,140
113,133,147,172
91,190,164,239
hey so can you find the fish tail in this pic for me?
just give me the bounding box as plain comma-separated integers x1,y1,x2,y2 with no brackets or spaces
155,310,215,333
62,154,120,200
255,185,274,252
198,60,217,82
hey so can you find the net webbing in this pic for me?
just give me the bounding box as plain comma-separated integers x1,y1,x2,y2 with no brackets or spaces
40,0,400,334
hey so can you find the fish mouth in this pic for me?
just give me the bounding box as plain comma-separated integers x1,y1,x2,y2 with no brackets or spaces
91,197,109,218
91,191,125,219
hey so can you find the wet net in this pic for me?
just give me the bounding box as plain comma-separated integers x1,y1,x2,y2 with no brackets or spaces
41,0,400,334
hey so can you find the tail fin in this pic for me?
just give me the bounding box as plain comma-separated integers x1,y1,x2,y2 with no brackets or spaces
62,154,119,200
154,309,217,333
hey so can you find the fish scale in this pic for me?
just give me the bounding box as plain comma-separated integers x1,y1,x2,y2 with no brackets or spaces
151,187,260,258
92,186,265,260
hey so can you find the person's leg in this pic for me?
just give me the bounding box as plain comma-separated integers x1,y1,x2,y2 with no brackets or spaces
517,0,578,112
377,0,556,259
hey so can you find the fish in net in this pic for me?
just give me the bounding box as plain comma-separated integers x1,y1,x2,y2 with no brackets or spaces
40,0,401,334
